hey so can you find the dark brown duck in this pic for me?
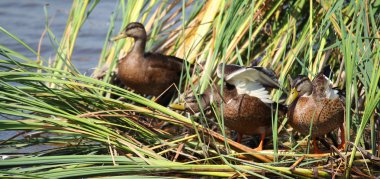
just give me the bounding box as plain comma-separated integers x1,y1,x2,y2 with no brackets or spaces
181,63,286,151
113,22,190,105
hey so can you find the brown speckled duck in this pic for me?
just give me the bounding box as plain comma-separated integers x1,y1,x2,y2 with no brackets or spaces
286,68,345,153
179,63,285,151
112,22,189,106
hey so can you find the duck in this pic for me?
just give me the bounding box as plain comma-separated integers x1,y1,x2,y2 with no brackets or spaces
286,67,345,153
112,22,190,106
174,63,286,151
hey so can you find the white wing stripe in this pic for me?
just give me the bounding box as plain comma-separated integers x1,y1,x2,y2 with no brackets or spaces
225,68,279,88
218,65,278,104
233,80,273,103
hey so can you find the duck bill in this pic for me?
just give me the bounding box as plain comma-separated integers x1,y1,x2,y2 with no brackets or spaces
285,88,299,105
111,32,127,41
169,103,186,111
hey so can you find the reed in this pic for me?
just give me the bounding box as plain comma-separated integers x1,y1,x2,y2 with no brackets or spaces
0,0,379,178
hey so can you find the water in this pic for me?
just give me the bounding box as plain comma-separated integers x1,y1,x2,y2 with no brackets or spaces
0,0,191,152
0,0,118,74
0,1,119,151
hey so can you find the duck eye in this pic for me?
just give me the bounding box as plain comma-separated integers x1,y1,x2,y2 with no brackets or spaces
295,86,301,92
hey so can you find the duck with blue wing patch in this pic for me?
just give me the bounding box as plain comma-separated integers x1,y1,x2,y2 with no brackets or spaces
177,63,286,151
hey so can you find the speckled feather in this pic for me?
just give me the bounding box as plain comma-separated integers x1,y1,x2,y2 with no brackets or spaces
287,71,344,138
288,97,344,137
186,64,285,136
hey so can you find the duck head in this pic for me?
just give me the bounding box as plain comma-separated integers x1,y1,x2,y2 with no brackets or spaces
181,92,213,114
171,82,237,115
170,64,241,114
112,22,147,41
286,75,312,105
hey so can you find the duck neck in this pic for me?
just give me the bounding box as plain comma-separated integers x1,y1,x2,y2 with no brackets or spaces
131,38,146,55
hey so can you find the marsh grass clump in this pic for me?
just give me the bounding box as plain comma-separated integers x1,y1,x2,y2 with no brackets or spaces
0,0,379,178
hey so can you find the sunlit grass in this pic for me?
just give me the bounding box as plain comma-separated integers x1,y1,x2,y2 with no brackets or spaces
0,0,379,178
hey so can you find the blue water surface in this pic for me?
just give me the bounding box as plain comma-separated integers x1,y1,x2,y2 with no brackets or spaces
0,0,118,74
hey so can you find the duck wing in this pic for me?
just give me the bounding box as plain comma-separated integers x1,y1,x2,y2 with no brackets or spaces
144,53,187,72
217,63,280,104
312,70,339,100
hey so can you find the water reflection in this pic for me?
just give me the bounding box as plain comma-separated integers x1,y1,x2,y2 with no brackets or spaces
0,0,118,74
